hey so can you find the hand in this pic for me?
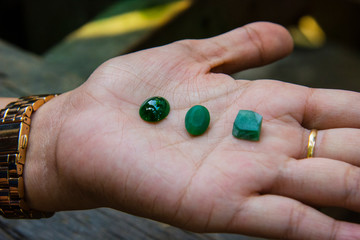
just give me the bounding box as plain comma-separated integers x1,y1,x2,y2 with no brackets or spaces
24,22,360,239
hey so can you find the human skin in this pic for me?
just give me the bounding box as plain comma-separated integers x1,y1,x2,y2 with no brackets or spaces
2,22,360,239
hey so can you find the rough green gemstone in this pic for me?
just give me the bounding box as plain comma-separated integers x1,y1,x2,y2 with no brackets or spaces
185,105,210,136
232,110,263,141
139,96,170,122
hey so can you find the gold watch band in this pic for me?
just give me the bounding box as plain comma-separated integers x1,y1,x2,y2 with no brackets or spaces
0,95,56,218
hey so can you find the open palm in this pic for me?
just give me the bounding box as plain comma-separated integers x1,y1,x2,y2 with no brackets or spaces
27,22,360,240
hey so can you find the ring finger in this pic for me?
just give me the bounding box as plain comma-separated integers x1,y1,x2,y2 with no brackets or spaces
310,128,360,166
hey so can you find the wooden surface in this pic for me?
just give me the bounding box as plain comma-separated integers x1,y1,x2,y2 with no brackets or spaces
0,209,263,240
1,0,360,239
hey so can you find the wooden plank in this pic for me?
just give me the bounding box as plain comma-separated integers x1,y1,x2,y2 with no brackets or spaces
0,40,84,96
0,209,263,240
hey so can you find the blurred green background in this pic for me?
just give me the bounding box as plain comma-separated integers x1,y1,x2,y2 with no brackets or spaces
1,0,360,95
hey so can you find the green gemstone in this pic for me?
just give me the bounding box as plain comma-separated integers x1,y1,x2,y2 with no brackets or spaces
185,105,210,136
232,110,263,141
139,96,170,122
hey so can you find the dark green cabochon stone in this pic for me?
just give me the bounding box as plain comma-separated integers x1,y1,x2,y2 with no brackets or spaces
185,105,210,136
139,97,170,122
232,110,263,141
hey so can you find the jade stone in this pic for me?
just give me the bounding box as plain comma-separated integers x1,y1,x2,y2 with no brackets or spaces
139,96,170,122
185,105,210,136
232,110,263,141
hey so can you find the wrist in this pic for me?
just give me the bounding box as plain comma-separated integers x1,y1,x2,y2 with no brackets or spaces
24,91,104,212
23,95,66,212
0,98,17,109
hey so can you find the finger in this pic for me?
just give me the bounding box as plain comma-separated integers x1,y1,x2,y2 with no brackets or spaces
181,22,293,74
302,88,360,129
272,158,360,212
229,195,360,239
312,128,360,166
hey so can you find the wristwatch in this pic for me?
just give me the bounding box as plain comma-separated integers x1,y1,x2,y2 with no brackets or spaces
0,95,56,218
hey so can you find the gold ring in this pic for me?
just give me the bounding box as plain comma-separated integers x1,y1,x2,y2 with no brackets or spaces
307,129,318,158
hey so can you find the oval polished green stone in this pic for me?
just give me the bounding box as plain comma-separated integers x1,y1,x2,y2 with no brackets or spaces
139,96,170,122
185,105,210,136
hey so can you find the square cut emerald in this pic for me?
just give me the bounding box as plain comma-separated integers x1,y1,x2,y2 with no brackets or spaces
232,110,262,141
